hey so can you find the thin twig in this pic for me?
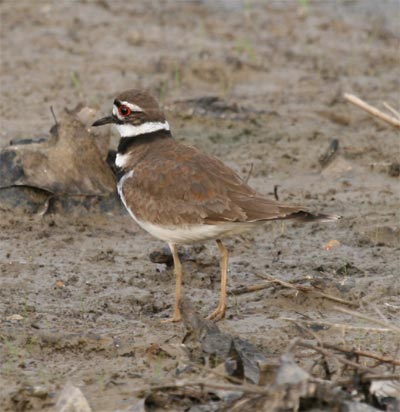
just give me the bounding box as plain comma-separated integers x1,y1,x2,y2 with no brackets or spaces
294,339,375,374
360,374,400,381
304,341,400,366
273,185,279,201
300,328,400,383
344,93,400,128
284,318,394,333
383,101,400,119
255,273,359,308
131,379,267,396
196,363,271,391
230,283,273,296
244,163,253,183
371,304,392,325
336,374,400,386
286,322,323,346
49,105,58,126
333,306,400,334
286,323,341,376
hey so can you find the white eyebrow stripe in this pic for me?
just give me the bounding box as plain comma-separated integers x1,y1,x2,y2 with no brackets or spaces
120,101,144,112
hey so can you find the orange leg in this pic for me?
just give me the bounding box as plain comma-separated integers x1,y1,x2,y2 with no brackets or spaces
161,242,183,323
207,239,228,321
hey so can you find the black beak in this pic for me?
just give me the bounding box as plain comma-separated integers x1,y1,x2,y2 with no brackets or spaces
92,116,116,127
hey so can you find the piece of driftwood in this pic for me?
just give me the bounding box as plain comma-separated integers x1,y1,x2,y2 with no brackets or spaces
0,110,115,196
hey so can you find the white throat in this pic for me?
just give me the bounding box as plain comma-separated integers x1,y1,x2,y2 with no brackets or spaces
115,121,170,138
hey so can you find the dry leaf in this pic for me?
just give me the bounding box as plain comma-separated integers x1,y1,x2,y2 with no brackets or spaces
56,280,66,288
324,239,341,251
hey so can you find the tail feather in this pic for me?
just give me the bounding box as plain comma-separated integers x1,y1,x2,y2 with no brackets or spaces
286,210,342,223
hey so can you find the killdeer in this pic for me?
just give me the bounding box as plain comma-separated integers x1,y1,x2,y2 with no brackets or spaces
93,89,340,322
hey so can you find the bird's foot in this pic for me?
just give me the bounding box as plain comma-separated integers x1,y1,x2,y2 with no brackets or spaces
206,304,226,321
161,310,182,323
161,317,181,323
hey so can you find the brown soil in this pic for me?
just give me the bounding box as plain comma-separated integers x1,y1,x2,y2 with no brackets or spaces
0,1,399,411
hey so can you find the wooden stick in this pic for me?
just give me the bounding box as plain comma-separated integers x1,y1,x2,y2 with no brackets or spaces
344,93,400,128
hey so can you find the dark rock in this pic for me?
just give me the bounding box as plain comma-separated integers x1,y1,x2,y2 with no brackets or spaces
388,162,400,178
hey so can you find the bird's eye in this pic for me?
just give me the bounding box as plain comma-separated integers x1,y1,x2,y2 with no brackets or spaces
119,105,131,116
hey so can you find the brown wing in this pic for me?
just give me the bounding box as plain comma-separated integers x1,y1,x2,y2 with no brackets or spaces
121,141,322,226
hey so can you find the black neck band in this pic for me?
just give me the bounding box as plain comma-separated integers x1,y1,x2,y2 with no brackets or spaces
117,129,172,154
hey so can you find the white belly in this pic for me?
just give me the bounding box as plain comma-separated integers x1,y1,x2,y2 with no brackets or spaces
132,219,255,244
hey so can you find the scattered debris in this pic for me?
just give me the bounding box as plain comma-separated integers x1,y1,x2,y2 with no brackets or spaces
180,299,270,384
28,386,49,400
124,301,399,412
35,330,117,353
273,184,280,201
149,247,174,266
319,138,340,167
370,380,400,411
321,156,353,178
149,247,192,266
388,162,400,177
316,110,351,126
274,353,311,411
361,226,400,247
10,386,52,411
56,382,92,412
369,161,400,177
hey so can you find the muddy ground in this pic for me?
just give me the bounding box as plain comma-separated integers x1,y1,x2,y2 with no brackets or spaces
0,1,399,411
